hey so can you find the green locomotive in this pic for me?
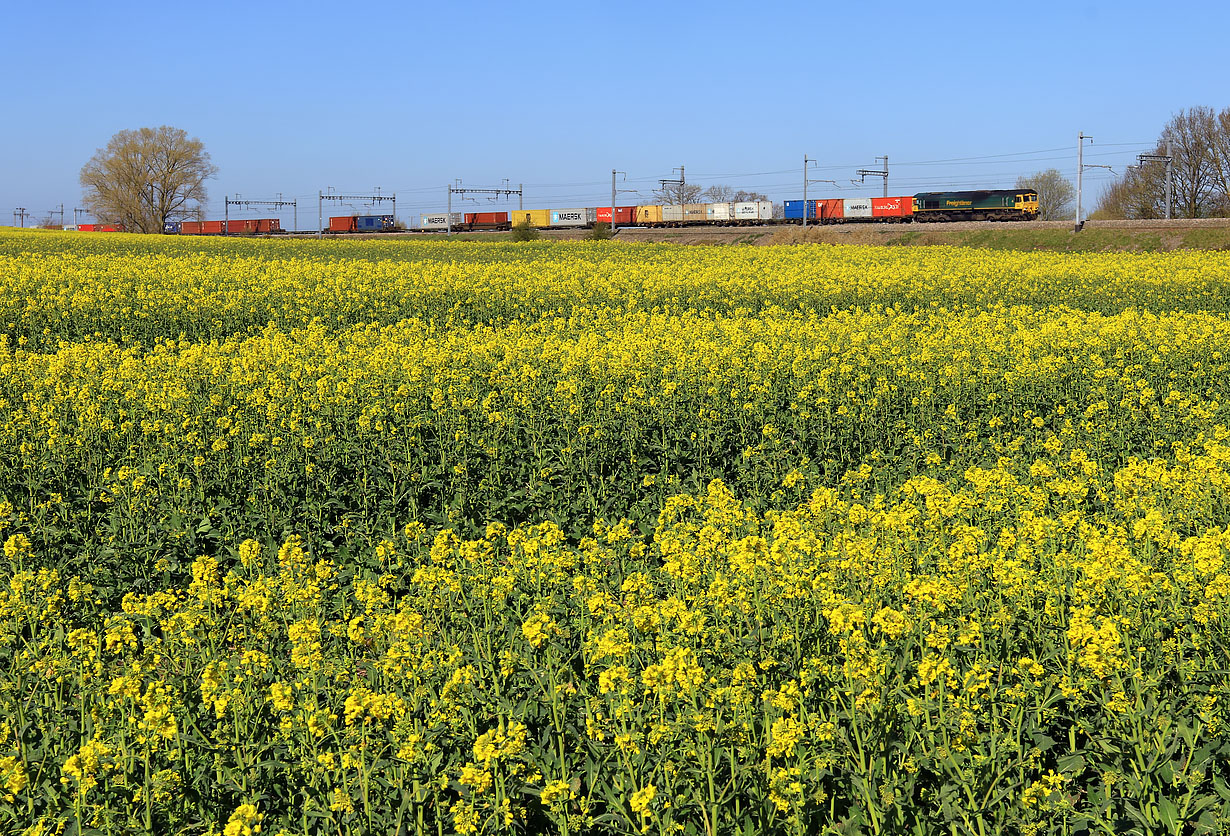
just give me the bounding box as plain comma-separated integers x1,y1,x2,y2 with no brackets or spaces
912,189,1039,222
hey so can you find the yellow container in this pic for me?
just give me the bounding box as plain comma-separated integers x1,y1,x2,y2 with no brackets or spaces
635,204,663,224
510,209,551,228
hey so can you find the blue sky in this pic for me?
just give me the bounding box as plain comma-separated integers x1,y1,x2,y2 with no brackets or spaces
2,0,1228,228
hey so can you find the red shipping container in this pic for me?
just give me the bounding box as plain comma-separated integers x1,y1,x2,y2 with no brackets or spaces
202,221,225,234
78,224,96,232
596,207,637,225
464,212,509,225
254,218,281,233
871,196,913,218
329,216,357,232
816,199,843,223
100,224,123,232
181,221,202,235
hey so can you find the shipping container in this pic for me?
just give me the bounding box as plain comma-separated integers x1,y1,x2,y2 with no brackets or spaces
227,219,261,233
100,224,124,232
179,221,201,235
462,212,508,228
420,212,465,229
734,201,774,222
662,205,684,223
77,223,97,232
586,207,599,225
783,200,817,220
549,208,588,227
812,199,842,223
871,197,912,219
163,221,181,234
508,209,550,228
683,203,709,223
329,216,357,233
356,215,395,231
635,205,663,225
254,218,282,233
843,198,873,219
202,221,224,235
596,206,638,225
706,203,733,222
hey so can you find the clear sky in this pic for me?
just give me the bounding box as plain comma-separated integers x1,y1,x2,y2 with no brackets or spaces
3,0,1227,229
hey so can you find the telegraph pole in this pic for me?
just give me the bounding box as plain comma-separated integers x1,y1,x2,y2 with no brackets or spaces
74,208,89,226
856,156,889,197
13,208,28,228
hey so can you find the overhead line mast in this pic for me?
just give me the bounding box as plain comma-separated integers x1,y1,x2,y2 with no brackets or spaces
446,183,523,236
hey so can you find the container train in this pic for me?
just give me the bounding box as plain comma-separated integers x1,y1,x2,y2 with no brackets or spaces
418,189,1039,231
67,188,1039,236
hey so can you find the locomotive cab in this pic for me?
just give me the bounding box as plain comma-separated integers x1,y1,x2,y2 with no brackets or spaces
1016,191,1040,217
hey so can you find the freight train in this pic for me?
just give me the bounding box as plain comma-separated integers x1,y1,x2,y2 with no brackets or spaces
69,188,1039,236
418,189,1039,231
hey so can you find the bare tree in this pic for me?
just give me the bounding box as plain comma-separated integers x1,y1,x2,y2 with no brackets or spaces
1208,107,1230,215
80,126,217,234
1015,169,1074,220
654,180,703,205
1163,107,1220,218
702,184,770,203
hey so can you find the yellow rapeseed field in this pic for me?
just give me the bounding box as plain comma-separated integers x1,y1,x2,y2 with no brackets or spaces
2,229,1230,834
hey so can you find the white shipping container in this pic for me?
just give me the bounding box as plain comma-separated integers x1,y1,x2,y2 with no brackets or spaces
549,208,588,227
707,202,734,221
734,201,773,221
420,213,463,229
843,198,873,218
586,207,599,224
662,205,684,222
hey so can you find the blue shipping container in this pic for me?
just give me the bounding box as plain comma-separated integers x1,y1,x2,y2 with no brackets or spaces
355,215,394,230
783,200,817,220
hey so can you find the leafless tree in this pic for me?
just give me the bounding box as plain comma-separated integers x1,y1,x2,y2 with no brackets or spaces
702,184,771,203
654,181,703,205
80,126,217,234
1015,169,1074,220
1163,107,1220,218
